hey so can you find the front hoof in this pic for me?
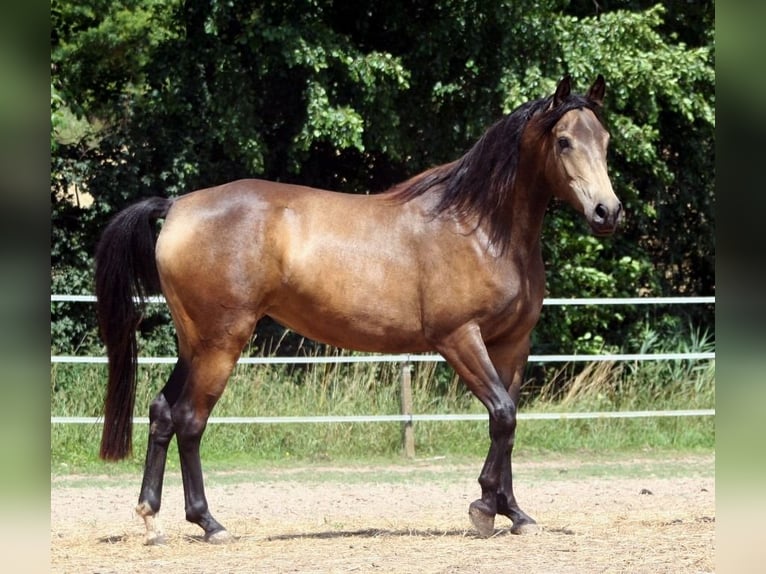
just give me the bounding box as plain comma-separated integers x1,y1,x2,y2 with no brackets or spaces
510,520,541,535
469,500,496,538
205,529,233,544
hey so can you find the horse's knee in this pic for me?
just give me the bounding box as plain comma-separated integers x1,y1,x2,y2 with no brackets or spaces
489,401,517,439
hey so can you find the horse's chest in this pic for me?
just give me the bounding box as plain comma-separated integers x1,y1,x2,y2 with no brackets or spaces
480,265,544,339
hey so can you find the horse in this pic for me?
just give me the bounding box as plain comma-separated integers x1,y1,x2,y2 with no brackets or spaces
94,74,622,544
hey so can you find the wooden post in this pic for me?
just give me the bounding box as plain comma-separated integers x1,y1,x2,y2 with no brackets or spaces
400,361,415,458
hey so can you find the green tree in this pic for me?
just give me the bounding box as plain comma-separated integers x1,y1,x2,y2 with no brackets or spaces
51,1,714,364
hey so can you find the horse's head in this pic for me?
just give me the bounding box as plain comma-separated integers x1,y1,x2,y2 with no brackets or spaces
546,75,623,236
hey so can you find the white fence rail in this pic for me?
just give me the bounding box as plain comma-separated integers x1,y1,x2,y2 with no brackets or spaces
51,351,715,365
51,409,715,426
51,295,715,430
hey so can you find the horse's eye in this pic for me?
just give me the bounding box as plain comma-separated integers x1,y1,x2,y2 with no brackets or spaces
558,137,571,151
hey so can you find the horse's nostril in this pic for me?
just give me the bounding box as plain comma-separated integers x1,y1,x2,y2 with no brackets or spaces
594,203,608,221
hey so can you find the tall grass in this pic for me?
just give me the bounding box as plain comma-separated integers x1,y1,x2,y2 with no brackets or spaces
51,328,714,474
521,325,715,453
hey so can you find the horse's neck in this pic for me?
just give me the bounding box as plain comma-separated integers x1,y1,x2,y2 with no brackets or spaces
502,129,555,255
501,180,550,259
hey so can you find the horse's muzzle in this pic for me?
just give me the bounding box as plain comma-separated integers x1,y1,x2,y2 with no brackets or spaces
589,201,623,236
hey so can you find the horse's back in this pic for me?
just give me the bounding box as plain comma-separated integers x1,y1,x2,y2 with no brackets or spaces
153,178,536,353
156,178,412,285
154,179,431,351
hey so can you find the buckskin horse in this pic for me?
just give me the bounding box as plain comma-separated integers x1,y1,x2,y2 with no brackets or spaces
95,75,622,544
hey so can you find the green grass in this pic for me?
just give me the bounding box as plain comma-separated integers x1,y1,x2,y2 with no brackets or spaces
51,340,715,476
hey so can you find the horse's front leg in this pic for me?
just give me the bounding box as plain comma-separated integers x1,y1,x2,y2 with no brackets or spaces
484,343,539,535
468,408,537,536
490,353,539,534
438,327,537,537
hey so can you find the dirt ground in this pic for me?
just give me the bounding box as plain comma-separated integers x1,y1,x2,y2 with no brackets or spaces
51,453,714,573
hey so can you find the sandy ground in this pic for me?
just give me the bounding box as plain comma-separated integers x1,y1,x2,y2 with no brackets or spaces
51,454,714,573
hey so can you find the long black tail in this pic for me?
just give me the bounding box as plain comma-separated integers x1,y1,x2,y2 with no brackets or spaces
94,197,173,460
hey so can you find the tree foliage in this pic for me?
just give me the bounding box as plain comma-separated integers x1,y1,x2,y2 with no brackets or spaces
51,0,714,361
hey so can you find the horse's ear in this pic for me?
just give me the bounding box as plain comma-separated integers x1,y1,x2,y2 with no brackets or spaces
553,75,572,107
587,74,606,107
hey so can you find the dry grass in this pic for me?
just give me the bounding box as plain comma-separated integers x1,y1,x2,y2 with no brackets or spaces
51,454,714,573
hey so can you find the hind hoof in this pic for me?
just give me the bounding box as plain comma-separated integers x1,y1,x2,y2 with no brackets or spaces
510,520,541,535
206,529,233,544
144,532,167,546
469,500,496,538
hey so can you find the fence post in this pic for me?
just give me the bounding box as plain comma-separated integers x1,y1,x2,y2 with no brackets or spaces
400,361,415,458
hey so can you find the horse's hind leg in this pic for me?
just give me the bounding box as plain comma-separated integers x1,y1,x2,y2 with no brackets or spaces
170,339,251,543
135,360,188,545
135,310,254,544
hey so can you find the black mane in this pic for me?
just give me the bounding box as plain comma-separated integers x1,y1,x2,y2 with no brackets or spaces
389,92,602,252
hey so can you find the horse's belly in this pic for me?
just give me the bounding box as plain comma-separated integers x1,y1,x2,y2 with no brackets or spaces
266,294,430,354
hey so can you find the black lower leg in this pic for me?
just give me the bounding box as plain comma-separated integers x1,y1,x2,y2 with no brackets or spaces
137,393,174,513
174,406,227,539
469,405,515,536
494,378,537,532
137,361,186,515
495,434,536,530
483,428,537,534
472,403,537,534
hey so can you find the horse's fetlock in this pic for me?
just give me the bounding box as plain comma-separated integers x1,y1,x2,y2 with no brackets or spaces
185,500,209,524
136,500,158,518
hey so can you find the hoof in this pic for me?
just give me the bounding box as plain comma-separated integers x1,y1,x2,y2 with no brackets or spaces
510,520,541,535
136,503,165,545
469,500,496,538
205,529,233,544
144,532,167,546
